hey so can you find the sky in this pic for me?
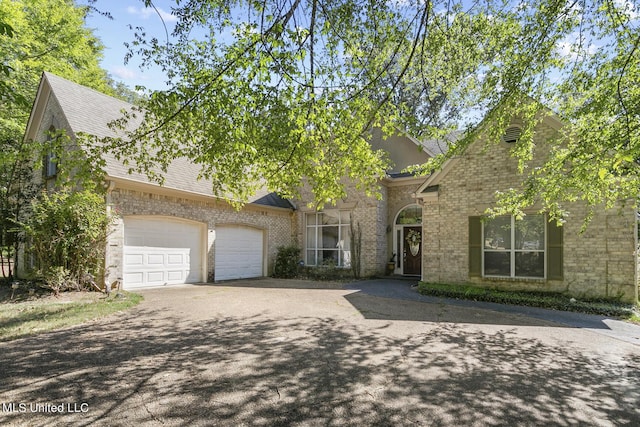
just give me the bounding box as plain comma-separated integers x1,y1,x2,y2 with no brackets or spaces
84,0,639,93
85,0,179,91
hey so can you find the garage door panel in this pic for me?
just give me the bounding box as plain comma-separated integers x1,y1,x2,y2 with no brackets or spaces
123,218,203,289
125,254,144,265
147,254,165,265
167,270,185,281
215,226,264,281
147,271,165,283
167,254,185,264
125,272,144,286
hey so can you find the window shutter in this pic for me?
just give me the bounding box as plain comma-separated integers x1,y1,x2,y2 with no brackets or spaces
469,216,482,277
547,220,563,280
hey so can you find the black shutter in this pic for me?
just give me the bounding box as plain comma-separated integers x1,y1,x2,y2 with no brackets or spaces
469,216,482,277
547,220,563,280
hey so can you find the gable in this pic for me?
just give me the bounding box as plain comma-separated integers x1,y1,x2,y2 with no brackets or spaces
368,128,433,174
23,72,293,210
415,114,564,198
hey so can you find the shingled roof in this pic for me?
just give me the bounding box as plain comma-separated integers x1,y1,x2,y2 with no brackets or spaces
41,72,293,210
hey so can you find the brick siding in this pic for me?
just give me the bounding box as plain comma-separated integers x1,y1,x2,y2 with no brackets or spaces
421,120,638,303
106,187,294,285
294,178,422,276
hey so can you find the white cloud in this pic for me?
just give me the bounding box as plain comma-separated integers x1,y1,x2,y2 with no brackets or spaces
386,0,410,7
613,0,639,20
127,6,177,22
111,66,139,80
556,33,598,60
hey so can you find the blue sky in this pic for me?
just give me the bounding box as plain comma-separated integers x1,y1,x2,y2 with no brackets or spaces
85,0,639,93
85,1,178,91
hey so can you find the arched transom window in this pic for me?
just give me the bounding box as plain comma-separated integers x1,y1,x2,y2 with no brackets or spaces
395,205,422,225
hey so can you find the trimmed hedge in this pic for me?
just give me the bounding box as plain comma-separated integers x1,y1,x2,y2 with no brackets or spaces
417,282,639,318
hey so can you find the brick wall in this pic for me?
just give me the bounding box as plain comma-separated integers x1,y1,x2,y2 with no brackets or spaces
107,187,294,285
294,178,422,277
421,119,638,303
387,180,425,265
293,185,387,277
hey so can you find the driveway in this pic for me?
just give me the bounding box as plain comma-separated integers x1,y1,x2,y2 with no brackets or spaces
1,278,639,426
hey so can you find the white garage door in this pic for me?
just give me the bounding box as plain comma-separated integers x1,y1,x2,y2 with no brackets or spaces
123,217,203,289
215,226,264,281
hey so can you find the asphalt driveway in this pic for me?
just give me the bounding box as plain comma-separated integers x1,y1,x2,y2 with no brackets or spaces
1,278,639,426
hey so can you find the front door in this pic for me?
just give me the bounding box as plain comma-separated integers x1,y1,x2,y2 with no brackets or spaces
403,226,422,275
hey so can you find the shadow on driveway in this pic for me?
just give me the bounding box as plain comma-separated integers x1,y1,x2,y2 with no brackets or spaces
216,277,637,332
1,279,639,426
343,279,640,345
1,304,639,426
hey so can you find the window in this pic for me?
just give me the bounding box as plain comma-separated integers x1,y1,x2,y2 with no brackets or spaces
306,211,351,267
44,152,57,178
483,215,545,278
43,126,58,180
395,205,422,225
469,216,563,280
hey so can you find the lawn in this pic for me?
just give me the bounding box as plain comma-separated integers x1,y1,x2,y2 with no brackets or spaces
0,285,142,341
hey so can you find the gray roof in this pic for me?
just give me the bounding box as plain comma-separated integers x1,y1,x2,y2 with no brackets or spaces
417,131,461,156
43,72,293,209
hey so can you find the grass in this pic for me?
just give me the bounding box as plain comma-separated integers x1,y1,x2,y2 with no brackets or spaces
0,288,142,342
417,282,640,320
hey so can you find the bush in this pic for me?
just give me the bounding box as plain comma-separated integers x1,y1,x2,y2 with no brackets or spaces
21,190,112,291
43,266,73,295
273,246,301,278
273,246,360,282
301,266,353,281
417,282,638,318
300,260,354,281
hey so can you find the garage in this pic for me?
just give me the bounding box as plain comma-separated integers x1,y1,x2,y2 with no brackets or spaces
215,225,264,281
123,217,204,289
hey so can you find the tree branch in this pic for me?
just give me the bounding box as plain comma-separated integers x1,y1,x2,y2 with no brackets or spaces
361,2,431,134
128,0,303,141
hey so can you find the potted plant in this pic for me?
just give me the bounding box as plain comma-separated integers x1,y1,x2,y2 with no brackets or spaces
387,254,396,274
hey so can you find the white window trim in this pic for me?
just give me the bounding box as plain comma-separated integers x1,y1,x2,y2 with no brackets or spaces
44,126,58,180
482,215,547,279
305,211,351,268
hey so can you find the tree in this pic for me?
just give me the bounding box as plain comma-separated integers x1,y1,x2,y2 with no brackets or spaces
99,0,638,221
106,75,146,106
0,0,114,279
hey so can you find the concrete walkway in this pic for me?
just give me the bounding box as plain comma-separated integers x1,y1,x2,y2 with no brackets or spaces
1,278,639,426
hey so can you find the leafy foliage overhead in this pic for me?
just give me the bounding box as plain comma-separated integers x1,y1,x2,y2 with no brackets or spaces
0,0,115,278
106,0,637,217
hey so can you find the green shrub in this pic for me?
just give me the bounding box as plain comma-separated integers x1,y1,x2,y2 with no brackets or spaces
43,266,72,295
21,190,112,290
300,264,354,281
417,282,638,318
273,246,301,278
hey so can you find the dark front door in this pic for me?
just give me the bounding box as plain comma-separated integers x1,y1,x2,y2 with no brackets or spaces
403,226,422,275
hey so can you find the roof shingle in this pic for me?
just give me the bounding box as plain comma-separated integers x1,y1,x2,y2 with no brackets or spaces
43,72,293,209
